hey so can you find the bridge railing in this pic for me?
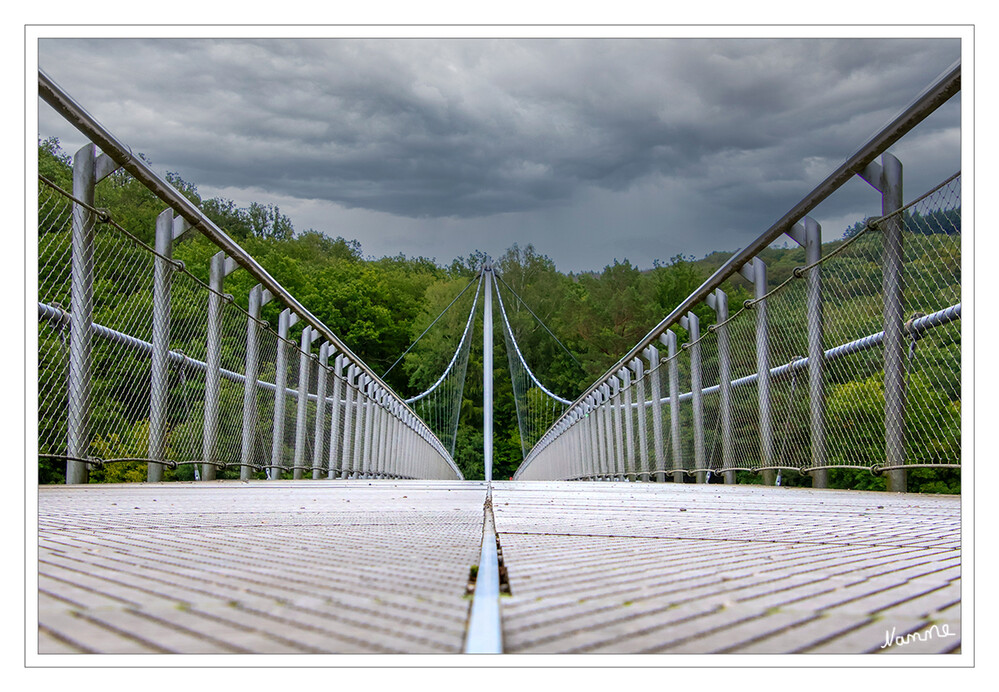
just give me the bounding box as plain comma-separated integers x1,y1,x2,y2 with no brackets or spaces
36,69,462,483
515,61,962,491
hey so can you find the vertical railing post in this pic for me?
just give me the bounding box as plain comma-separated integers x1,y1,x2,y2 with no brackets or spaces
390,400,401,478
405,411,417,479
327,353,345,479
312,343,329,479
789,217,827,487
66,144,97,484
707,289,735,484
202,251,237,481
660,330,684,483
582,396,595,479
270,308,298,479
240,284,273,480
361,376,375,477
882,155,906,492
350,372,365,478
608,378,625,480
861,153,906,492
573,411,585,480
642,345,665,482
202,251,222,481
593,387,607,480
340,364,358,478
618,369,635,480
293,326,319,479
600,383,615,479
376,390,390,478
680,312,705,482
148,209,175,482
628,359,649,481
740,257,774,485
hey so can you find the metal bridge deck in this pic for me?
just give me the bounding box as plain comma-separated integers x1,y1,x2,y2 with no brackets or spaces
36,480,961,656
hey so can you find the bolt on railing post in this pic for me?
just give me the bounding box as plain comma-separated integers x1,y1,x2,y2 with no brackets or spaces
202,250,235,481
241,284,272,480
660,331,684,483
627,358,649,481
707,289,735,484
862,154,907,492
148,209,175,482
642,345,666,482
681,312,706,482
66,143,98,484
270,307,297,479
741,257,775,485
293,326,316,480
312,343,329,479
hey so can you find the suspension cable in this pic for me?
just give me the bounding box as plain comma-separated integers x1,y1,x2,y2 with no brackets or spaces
492,277,573,406
493,272,582,368
405,272,483,404
382,271,481,379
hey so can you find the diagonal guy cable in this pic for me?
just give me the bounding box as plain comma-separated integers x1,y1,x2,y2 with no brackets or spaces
493,272,582,368
382,271,481,379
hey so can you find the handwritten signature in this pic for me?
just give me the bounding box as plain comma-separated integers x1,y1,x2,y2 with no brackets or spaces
881,624,957,649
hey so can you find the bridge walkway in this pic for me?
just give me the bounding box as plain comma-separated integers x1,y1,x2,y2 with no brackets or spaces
36,481,961,655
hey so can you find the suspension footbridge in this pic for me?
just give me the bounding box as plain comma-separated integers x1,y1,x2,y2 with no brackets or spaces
33,61,964,657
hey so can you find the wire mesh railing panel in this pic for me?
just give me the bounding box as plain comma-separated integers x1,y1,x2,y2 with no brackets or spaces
37,185,73,476
213,298,254,476
899,176,961,470
725,305,763,473
819,229,887,470
698,332,723,475
764,281,812,473
675,345,696,477
80,204,157,482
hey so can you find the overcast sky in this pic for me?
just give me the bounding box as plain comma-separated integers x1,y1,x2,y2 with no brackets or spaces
36,35,962,273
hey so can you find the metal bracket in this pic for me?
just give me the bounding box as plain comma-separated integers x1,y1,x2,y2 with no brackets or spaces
739,257,759,283
658,329,676,352
172,216,194,242
787,221,807,248
94,152,120,183
859,160,885,192
628,357,644,377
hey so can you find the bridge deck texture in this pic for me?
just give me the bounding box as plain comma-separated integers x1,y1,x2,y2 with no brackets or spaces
36,480,961,656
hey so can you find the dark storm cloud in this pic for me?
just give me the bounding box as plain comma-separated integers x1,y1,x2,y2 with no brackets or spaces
37,36,961,269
